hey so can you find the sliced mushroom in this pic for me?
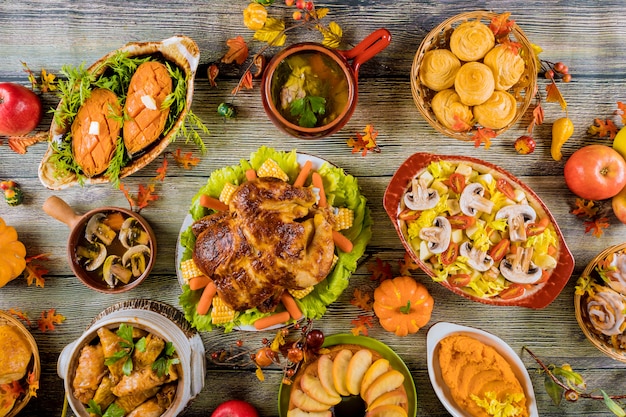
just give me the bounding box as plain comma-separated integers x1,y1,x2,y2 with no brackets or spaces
102,255,133,287
459,241,494,271
85,213,116,245
122,244,151,278
75,242,107,271
459,183,495,217
119,217,150,248
495,204,537,242
499,246,542,284
418,216,452,254
404,177,440,210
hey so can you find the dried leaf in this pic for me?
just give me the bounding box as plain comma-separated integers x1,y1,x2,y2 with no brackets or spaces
232,70,254,95
350,314,374,336
6,132,48,154
571,198,598,218
399,252,420,276
490,12,514,39
546,80,567,110
38,308,65,332
350,288,372,311
207,64,219,88
527,103,545,134
24,254,51,288
584,217,610,238
39,69,57,93
617,101,626,126
253,17,286,46
119,183,136,211
500,39,521,55
588,118,618,140
222,36,249,65
451,114,473,132
471,127,497,149
136,183,159,210
367,258,393,282
346,124,380,156
172,149,201,169
320,21,342,49
252,54,265,78
255,366,265,382
26,371,39,397
7,308,32,326
314,8,329,19
154,158,168,182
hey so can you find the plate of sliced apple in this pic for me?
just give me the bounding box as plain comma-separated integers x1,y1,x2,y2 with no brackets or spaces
278,334,417,417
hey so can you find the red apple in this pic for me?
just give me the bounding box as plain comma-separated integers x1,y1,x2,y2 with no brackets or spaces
0,82,43,136
563,144,626,201
612,184,626,224
211,399,259,417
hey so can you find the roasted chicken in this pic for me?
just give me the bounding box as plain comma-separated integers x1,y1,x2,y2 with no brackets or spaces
192,177,335,312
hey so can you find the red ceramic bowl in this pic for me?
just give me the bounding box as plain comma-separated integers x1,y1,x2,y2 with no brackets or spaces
383,152,574,308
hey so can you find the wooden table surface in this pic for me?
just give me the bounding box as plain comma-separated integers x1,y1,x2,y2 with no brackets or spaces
1,1,626,416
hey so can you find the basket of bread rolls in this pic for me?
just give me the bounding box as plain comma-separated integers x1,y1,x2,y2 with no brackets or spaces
411,11,537,141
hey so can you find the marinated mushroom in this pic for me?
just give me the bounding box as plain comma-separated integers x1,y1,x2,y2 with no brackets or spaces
404,176,440,210
495,204,537,242
119,218,150,249
102,255,133,287
85,213,116,246
459,241,494,271
499,246,542,284
418,216,452,254
122,244,151,278
76,242,107,271
459,183,495,217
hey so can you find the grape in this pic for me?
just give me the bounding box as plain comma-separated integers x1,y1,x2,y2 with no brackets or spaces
306,329,325,349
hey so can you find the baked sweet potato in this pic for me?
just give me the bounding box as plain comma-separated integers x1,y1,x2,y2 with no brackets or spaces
71,88,122,178
123,61,172,156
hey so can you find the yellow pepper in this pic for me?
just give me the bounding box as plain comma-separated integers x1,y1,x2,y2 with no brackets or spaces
243,3,267,30
551,117,574,161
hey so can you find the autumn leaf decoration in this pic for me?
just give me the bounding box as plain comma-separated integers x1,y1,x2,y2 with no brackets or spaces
23,253,51,288
570,198,611,238
38,308,65,332
347,125,381,156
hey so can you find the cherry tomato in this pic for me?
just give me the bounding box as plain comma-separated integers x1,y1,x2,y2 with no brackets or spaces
499,284,525,300
440,242,459,266
447,273,471,287
447,215,476,230
398,208,420,221
447,173,466,194
489,238,511,262
496,178,517,201
526,217,550,237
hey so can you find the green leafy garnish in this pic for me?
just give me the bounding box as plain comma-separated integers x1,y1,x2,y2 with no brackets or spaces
152,341,180,377
103,323,146,376
87,401,125,417
290,96,326,128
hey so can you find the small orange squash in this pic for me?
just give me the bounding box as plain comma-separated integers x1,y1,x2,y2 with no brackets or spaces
0,217,27,288
373,276,434,337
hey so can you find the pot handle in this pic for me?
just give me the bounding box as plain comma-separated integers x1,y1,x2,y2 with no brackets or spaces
340,28,392,80
42,195,83,230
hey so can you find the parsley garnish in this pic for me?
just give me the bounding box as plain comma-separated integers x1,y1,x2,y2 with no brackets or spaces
87,401,125,417
103,323,146,376
290,96,326,128
152,341,180,378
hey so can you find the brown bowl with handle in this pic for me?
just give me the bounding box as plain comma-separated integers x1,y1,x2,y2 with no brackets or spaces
43,196,156,293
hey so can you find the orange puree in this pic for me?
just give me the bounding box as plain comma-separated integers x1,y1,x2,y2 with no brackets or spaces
438,335,528,417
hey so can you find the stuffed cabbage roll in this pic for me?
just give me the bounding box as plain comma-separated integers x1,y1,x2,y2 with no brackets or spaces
72,344,107,404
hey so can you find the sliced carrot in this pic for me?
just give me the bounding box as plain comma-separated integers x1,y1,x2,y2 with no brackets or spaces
332,230,353,253
280,292,303,320
253,311,291,330
196,281,217,316
311,172,327,208
200,194,229,211
246,169,257,181
293,160,313,187
547,244,558,256
189,276,211,291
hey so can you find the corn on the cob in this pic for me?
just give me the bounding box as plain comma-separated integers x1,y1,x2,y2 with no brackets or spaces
288,286,314,299
180,259,204,284
257,158,289,182
219,182,238,205
333,207,354,231
211,295,236,324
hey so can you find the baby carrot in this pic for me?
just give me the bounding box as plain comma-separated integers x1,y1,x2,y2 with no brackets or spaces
189,276,211,291
332,230,353,253
200,194,229,211
253,311,291,330
280,292,303,320
196,281,217,316
246,169,257,181
311,172,327,208
293,160,313,187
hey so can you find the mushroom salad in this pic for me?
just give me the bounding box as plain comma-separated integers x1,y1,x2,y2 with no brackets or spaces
399,160,560,300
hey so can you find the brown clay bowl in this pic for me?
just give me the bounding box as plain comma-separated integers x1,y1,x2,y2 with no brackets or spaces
261,28,391,139
42,196,156,293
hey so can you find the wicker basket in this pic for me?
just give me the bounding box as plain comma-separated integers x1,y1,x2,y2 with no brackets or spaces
0,311,41,417
574,243,626,363
411,11,537,141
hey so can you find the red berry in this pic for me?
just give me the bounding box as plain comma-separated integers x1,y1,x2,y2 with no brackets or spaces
514,136,536,155
562,73,572,83
544,69,555,80
292,10,302,20
295,0,305,9
285,0,295,5
255,347,274,367
305,329,325,349
554,62,566,73
305,1,314,10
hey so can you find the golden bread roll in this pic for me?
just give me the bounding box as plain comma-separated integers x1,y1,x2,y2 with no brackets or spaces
473,90,518,130
483,44,526,91
0,324,32,385
431,89,473,131
449,20,495,62
123,61,172,156
454,62,495,106
71,88,122,177
419,49,461,91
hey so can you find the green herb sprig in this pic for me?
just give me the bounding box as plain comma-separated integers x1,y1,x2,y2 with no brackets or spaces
103,324,146,376
152,341,180,377
86,401,125,417
290,96,326,128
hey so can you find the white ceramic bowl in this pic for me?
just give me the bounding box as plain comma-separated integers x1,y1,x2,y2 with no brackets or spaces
57,300,205,417
426,322,538,417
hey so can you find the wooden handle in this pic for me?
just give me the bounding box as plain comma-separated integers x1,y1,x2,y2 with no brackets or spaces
42,196,83,230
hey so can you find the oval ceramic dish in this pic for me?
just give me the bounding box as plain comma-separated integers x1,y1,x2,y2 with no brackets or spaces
38,35,200,190
277,334,417,417
383,152,574,308
427,322,538,417
574,243,626,362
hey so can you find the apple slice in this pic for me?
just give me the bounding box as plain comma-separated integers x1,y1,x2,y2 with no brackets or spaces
287,408,332,417
332,349,353,396
300,372,341,406
366,388,408,411
290,388,333,413
317,354,340,397
363,369,405,406
365,404,408,417
346,349,373,395
360,358,390,398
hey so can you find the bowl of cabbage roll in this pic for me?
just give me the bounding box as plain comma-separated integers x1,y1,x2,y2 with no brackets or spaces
57,300,205,417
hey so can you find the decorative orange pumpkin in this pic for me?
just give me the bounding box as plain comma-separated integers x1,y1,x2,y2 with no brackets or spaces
0,217,27,288
373,276,434,337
